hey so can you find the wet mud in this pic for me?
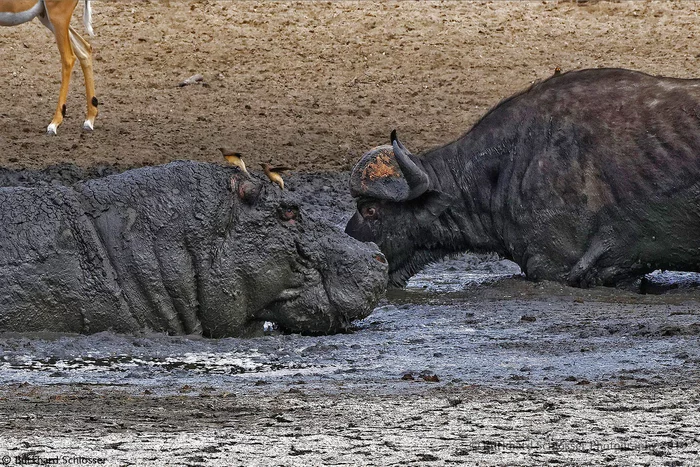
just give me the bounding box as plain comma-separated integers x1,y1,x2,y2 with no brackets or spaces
0,270,698,466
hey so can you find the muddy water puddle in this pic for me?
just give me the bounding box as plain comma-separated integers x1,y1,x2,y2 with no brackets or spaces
1,256,698,395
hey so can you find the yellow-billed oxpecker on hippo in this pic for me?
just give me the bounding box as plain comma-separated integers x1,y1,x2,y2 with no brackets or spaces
346,68,700,289
262,163,292,190
0,0,98,135
0,161,388,337
220,147,250,178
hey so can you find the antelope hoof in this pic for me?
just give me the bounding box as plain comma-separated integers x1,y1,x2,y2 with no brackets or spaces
46,123,58,136
83,120,94,132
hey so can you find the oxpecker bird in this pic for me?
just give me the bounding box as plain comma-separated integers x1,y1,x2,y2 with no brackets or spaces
219,148,251,177
261,163,292,190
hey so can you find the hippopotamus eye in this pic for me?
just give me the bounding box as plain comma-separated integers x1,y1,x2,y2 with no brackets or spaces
361,205,379,220
279,206,299,222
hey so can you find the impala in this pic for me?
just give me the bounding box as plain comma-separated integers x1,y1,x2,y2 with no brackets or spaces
0,0,98,135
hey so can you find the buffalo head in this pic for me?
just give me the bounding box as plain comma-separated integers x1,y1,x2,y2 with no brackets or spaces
345,131,453,287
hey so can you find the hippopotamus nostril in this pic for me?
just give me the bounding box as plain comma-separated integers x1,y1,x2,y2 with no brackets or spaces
374,253,387,264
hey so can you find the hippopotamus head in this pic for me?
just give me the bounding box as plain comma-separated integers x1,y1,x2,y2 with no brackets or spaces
200,171,388,337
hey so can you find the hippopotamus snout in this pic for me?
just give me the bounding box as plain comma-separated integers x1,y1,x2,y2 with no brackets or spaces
322,238,388,323
270,229,388,335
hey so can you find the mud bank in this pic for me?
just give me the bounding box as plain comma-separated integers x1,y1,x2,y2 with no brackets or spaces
1,271,699,466
2,278,699,393
0,384,698,467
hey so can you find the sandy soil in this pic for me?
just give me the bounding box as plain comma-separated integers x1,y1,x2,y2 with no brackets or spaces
1,1,700,465
0,1,699,172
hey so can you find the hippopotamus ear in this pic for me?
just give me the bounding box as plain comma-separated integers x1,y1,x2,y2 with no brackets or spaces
349,130,431,202
231,174,261,204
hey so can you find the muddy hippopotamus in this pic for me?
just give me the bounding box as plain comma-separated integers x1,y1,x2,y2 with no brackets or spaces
0,161,387,337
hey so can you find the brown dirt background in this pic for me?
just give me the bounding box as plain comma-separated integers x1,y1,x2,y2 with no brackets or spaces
1,1,699,172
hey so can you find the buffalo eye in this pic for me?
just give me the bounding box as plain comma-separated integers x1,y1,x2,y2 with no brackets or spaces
361,205,379,220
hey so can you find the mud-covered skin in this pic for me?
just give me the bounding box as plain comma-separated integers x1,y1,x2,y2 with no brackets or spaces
0,161,387,337
347,68,700,288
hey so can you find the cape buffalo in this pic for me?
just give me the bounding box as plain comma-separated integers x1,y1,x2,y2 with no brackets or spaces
346,68,700,288
0,161,388,337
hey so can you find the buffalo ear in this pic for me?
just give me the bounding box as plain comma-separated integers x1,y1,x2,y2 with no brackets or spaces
412,190,452,226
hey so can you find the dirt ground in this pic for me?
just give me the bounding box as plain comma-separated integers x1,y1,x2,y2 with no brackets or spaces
1,1,700,466
0,384,697,466
1,1,699,171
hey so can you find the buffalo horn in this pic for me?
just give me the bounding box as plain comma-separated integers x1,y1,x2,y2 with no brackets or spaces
390,130,430,200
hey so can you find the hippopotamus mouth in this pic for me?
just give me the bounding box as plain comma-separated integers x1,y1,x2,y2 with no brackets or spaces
255,283,345,336
263,287,306,317
252,245,386,335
